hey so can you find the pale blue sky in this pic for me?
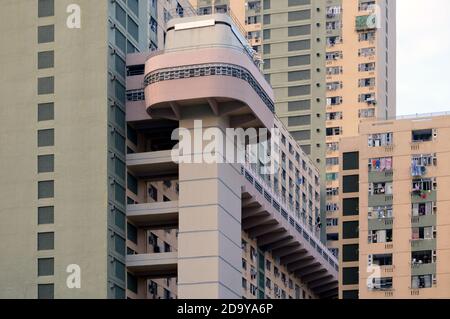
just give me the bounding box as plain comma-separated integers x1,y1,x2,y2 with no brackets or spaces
397,0,450,115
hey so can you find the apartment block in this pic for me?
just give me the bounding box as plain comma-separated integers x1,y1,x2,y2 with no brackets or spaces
0,0,195,299
125,13,337,299
260,0,328,242
324,0,396,256
338,114,450,299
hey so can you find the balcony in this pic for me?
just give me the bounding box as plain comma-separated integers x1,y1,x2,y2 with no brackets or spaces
411,263,436,276
126,150,178,178
368,218,394,231
368,194,393,207
411,239,436,251
368,171,393,183
127,201,179,229
411,214,436,228
241,164,338,298
411,190,436,204
126,252,178,278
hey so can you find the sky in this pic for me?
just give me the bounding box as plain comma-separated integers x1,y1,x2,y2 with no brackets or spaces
397,0,450,115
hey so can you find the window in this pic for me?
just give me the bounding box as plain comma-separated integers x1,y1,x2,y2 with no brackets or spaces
359,62,376,72
38,232,54,250
114,234,126,256
327,36,342,46
343,198,359,216
288,70,311,82
38,206,54,224
326,66,343,75
326,112,343,121
38,25,54,43
342,267,359,285
127,222,137,244
127,16,139,41
288,85,311,97
288,10,311,21
412,226,436,240
359,108,375,118
38,155,54,173
369,182,392,195
288,115,311,126
326,173,338,181
368,229,393,243
343,152,359,170
38,51,54,69
326,218,338,227
290,130,310,141
38,284,54,299
38,0,54,17
114,157,126,180
127,272,138,293
114,259,125,281
343,244,359,262
288,55,310,67
38,258,54,276
38,76,54,95
326,82,342,91
127,173,138,195
411,275,434,289
38,103,54,121
370,254,393,266
368,133,393,147
326,127,342,136
326,51,342,61
412,202,434,217
288,25,311,37
38,129,54,147
326,187,339,197
326,96,342,106
343,175,359,193
114,208,125,230
412,178,436,193
38,180,54,199
368,157,393,172
288,40,311,51
412,129,433,142
412,250,435,264
368,277,392,290
343,221,359,239
359,47,375,57
115,29,126,53
326,157,339,167
368,206,393,219
114,182,125,205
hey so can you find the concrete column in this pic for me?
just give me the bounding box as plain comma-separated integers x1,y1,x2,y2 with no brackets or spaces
177,116,242,299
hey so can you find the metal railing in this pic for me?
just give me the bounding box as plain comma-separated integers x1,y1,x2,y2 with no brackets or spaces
241,162,339,271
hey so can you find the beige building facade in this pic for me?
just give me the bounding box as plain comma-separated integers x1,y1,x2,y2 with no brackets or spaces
339,114,450,299
324,0,396,256
0,0,197,299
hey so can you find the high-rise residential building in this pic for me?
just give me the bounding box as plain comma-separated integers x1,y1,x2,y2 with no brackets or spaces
192,1,397,250
0,1,337,299
188,1,263,52
323,0,396,255
338,114,450,299
126,12,337,299
260,0,328,242
0,0,194,299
